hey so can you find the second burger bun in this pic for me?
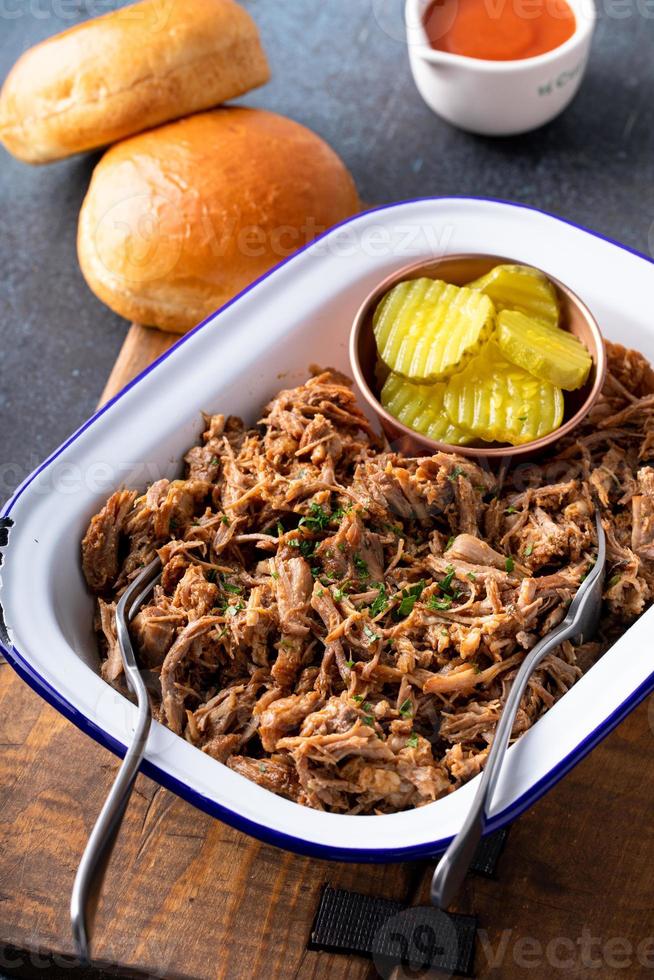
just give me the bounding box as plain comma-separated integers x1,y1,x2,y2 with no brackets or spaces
0,0,269,164
77,108,360,333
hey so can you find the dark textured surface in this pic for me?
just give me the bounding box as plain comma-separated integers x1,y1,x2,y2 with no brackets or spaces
1,2,653,505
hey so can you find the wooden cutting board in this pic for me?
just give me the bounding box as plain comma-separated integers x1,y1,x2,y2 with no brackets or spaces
1,323,654,980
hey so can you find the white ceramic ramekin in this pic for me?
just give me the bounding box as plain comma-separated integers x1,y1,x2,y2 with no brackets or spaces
405,0,596,135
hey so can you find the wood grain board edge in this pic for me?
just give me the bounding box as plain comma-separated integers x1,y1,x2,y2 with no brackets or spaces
100,323,178,405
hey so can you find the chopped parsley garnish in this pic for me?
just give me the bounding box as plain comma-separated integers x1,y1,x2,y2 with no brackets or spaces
448,466,464,481
220,514,230,526
370,584,388,617
429,595,452,611
299,502,332,532
363,624,379,642
505,556,515,573
607,574,622,588
223,580,242,594
438,564,456,595
394,580,426,619
445,535,455,551
406,733,419,749
362,702,375,726
289,537,315,558
352,694,364,703
333,587,346,601
524,544,534,557
210,456,219,465
270,571,280,580
505,505,518,515
467,572,477,581
399,698,413,718
276,520,285,538
345,659,355,668
354,554,369,577
225,601,244,618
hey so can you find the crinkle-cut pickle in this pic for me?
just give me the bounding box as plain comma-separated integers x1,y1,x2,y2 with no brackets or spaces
381,372,473,446
444,342,564,445
497,309,592,391
467,264,559,328
373,277,495,383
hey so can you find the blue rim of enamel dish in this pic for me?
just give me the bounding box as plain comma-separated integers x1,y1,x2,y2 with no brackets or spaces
2,197,654,862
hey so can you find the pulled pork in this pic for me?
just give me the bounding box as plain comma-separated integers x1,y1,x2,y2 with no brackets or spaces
82,346,654,814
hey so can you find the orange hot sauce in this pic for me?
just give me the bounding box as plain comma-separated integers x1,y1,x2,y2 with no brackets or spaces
424,0,576,61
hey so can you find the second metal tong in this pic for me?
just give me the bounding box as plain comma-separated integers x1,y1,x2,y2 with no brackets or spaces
432,512,606,909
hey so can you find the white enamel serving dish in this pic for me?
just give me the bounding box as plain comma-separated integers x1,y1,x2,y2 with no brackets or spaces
1,199,653,862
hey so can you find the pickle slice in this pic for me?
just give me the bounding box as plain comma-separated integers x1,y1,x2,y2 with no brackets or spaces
444,342,564,445
381,372,473,446
497,310,592,391
373,278,495,383
467,264,559,328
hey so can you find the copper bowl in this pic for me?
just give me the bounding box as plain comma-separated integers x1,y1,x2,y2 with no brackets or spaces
349,253,606,460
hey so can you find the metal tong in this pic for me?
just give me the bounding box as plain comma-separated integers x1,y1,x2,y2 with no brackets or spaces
71,556,162,962
432,512,606,910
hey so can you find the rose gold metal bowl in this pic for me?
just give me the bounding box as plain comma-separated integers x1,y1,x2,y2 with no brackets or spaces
349,253,606,460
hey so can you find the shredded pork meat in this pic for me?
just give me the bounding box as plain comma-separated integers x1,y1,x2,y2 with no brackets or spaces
81,344,654,814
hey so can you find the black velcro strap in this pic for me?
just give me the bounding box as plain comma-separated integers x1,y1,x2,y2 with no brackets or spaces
470,826,510,878
308,829,509,973
309,887,404,956
310,886,476,977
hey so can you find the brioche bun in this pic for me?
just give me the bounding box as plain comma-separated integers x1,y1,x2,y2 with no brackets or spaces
0,0,269,164
77,108,360,332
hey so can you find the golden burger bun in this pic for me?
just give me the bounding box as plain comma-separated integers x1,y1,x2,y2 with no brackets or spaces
77,107,360,332
0,0,270,164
